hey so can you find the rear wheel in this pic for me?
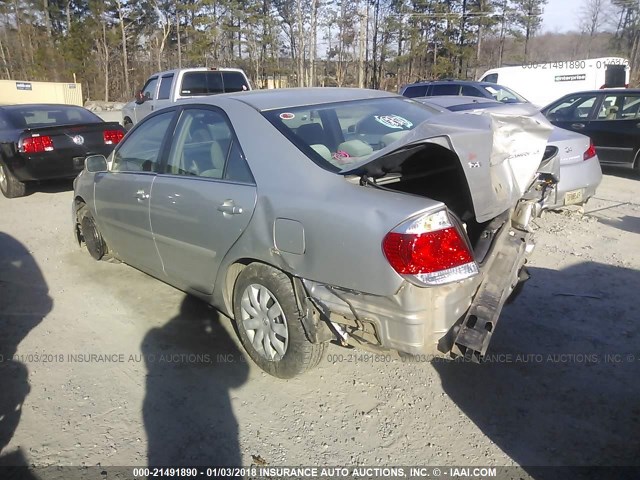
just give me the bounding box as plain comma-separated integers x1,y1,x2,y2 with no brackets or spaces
77,204,110,260
0,161,26,198
232,263,326,378
123,118,133,131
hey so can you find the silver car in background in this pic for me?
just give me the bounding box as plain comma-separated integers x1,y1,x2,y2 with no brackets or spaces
416,96,603,209
73,88,556,378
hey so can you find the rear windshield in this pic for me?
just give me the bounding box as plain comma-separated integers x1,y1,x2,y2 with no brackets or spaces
5,105,102,128
263,97,440,171
180,71,249,96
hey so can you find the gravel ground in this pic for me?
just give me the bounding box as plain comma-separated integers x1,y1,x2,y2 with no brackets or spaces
0,169,639,476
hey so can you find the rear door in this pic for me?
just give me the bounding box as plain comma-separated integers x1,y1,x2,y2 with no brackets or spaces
584,92,640,165
150,106,257,294
94,110,176,275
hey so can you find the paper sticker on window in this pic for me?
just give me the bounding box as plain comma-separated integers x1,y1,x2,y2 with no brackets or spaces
374,115,413,129
280,112,295,120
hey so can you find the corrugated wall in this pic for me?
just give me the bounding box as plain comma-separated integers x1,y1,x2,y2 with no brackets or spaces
0,80,84,106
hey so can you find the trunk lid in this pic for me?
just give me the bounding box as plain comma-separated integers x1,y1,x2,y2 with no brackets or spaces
20,122,124,157
342,111,553,223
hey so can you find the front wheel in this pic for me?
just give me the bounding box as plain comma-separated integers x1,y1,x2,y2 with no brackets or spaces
0,161,26,198
233,263,326,378
77,204,110,260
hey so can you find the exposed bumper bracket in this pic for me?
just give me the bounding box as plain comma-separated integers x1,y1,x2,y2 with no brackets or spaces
452,229,531,362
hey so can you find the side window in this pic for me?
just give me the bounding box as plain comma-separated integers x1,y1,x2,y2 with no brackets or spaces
483,73,498,83
402,85,427,98
597,95,640,120
222,71,250,92
621,95,640,119
224,141,254,183
431,84,460,96
180,72,223,95
461,85,484,97
547,95,598,121
157,74,174,100
166,108,252,181
142,77,159,100
111,111,174,172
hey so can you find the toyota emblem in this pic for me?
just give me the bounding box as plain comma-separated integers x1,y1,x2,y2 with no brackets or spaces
72,135,85,145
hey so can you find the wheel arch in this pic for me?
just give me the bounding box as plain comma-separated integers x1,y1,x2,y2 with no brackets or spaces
72,196,87,245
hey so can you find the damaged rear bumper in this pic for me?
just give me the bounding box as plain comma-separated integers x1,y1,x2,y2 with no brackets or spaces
303,215,534,359
447,227,532,362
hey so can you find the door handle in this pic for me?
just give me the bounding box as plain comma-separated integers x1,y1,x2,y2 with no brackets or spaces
135,189,150,200
571,123,585,129
217,200,243,215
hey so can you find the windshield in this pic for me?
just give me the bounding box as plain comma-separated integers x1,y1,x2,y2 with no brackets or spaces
263,97,441,170
481,85,528,103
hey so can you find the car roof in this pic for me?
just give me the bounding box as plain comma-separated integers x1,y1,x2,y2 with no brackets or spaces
420,95,500,109
220,87,397,111
149,67,247,77
404,80,497,88
553,89,640,96
0,103,85,111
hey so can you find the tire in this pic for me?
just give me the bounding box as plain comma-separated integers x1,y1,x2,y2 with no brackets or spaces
0,160,26,198
232,263,326,378
77,204,109,261
123,118,133,131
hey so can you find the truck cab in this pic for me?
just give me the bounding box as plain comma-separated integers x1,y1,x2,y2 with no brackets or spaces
122,67,251,129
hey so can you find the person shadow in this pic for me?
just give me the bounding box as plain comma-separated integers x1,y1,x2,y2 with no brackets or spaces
142,295,249,466
433,262,640,479
0,232,52,478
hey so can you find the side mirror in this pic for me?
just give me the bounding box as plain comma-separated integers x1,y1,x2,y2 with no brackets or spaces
85,155,108,173
135,90,146,104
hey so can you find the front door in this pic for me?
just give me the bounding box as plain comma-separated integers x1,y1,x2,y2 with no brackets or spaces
94,110,175,275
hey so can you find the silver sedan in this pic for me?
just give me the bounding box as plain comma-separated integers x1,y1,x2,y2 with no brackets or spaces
73,88,555,378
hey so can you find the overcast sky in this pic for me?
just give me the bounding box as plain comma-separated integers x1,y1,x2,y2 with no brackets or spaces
542,0,584,33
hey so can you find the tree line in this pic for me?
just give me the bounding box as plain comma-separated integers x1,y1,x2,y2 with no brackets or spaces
0,0,638,102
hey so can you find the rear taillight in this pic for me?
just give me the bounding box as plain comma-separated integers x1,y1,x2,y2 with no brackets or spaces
103,130,124,145
583,140,596,161
21,135,54,153
382,209,478,286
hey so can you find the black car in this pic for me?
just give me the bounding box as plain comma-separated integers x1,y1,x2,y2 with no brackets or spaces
399,79,529,104
541,89,640,170
0,104,125,198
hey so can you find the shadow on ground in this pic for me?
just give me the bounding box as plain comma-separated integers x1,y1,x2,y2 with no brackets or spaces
142,295,249,466
26,179,74,197
434,262,640,478
600,165,639,181
0,233,52,478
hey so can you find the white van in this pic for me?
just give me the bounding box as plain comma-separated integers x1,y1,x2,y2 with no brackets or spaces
479,57,629,107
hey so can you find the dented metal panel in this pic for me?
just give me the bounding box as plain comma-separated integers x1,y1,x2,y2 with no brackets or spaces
342,110,553,223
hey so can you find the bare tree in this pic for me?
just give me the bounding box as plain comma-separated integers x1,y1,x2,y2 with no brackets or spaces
580,0,607,56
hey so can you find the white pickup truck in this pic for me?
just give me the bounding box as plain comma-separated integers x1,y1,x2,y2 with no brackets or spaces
122,67,251,129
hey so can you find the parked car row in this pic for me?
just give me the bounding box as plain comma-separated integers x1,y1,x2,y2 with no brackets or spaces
400,78,639,175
